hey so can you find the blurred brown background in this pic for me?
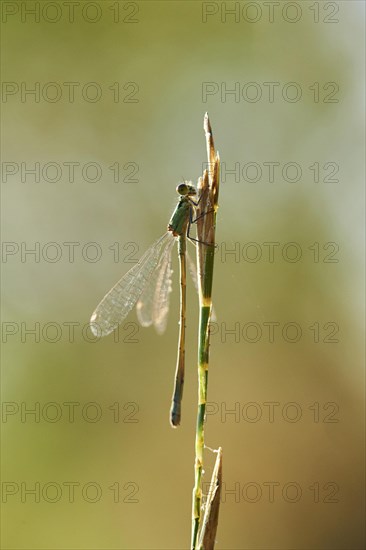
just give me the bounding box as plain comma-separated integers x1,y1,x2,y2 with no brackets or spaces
2,1,364,548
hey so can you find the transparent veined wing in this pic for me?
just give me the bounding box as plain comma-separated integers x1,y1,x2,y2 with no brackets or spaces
186,246,199,294
136,234,175,334
90,232,173,337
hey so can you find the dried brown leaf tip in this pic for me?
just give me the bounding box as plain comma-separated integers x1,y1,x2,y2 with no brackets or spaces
203,112,220,211
197,114,220,245
198,447,223,550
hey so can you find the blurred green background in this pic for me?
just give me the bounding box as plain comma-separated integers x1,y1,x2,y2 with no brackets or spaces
1,1,364,549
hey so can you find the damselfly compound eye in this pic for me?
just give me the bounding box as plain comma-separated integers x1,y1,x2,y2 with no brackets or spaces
176,182,197,196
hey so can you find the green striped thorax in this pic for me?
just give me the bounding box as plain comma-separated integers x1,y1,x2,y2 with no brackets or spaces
167,182,196,237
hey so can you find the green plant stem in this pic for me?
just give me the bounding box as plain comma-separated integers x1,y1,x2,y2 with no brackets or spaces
191,113,220,549
191,300,213,548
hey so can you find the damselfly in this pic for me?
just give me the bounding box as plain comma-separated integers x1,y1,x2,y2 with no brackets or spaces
90,181,201,427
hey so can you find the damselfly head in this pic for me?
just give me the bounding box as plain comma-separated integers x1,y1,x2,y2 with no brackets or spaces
176,181,196,197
